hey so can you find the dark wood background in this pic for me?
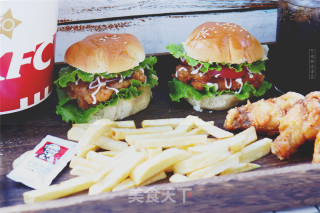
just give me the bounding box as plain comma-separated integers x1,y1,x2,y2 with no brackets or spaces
1,45,320,212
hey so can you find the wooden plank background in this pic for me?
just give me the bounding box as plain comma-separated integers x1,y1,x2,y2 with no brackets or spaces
55,0,278,63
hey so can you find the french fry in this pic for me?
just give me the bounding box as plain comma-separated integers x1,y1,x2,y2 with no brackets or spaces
78,119,116,151
169,174,190,183
110,126,173,140
77,145,99,158
173,149,230,175
188,154,239,179
22,116,275,204
73,120,135,129
220,163,261,175
142,118,185,128
131,148,190,185
140,171,167,186
134,135,207,149
207,138,219,143
98,151,120,157
112,179,136,192
67,126,85,141
239,138,272,163
187,127,257,154
186,128,205,136
23,176,94,204
187,140,228,154
115,120,136,129
69,156,99,169
228,126,257,153
89,149,145,194
187,115,233,138
140,147,162,159
125,130,186,146
72,123,91,129
12,150,32,169
86,151,112,167
90,147,134,183
70,166,96,177
165,165,174,173
95,136,128,151
185,121,213,136
174,118,194,132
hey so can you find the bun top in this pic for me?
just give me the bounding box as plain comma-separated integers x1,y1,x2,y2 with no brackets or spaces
65,33,145,74
185,22,264,64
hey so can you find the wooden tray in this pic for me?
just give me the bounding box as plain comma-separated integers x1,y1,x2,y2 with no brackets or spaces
1,52,320,213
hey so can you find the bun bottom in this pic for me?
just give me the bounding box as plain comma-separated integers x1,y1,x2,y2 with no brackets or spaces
88,86,151,122
187,94,240,111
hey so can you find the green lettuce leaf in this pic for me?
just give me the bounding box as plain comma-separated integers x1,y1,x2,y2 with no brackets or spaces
55,57,158,123
166,43,265,73
56,79,148,123
55,56,158,88
168,78,272,102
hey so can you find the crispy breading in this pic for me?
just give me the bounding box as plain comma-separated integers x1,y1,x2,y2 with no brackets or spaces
312,131,320,163
67,69,146,110
224,92,304,135
271,92,320,160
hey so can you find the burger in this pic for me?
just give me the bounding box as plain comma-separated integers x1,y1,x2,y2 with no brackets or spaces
55,33,158,123
166,22,272,111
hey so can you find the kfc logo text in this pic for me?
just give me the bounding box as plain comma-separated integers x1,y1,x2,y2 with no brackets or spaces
0,35,55,81
0,35,55,113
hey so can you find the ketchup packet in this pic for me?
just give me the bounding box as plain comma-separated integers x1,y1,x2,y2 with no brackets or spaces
7,135,78,189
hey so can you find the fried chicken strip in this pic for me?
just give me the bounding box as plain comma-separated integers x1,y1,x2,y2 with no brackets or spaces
271,92,320,160
224,92,304,135
67,69,146,110
312,131,320,163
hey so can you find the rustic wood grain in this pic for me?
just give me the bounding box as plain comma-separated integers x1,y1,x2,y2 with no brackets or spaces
55,9,277,62
2,164,320,213
58,0,277,23
1,50,319,212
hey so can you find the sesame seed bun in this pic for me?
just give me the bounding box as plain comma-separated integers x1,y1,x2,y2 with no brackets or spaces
65,33,145,74
185,22,264,64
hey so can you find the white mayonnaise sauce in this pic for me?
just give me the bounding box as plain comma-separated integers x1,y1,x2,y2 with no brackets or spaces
235,78,243,94
191,64,203,74
89,77,103,104
105,86,119,94
247,67,254,78
180,57,186,63
75,77,80,85
176,67,188,77
224,78,232,89
89,77,120,104
206,82,219,90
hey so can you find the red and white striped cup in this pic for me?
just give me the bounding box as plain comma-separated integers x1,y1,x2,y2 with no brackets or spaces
0,0,58,114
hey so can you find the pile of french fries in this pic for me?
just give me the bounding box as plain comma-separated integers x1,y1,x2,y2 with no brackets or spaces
22,115,272,204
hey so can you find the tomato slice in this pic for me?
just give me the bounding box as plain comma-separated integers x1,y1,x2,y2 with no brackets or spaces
208,65,247,79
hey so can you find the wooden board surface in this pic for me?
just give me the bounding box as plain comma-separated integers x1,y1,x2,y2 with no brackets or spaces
55,9,277,63
55,0,277,62
1,50,320,212
58,0,277,23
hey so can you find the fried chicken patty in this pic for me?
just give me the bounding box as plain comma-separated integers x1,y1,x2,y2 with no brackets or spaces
66,69,146,110
174,64,265,91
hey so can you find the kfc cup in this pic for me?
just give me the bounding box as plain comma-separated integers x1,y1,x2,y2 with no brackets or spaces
0,0,58,114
